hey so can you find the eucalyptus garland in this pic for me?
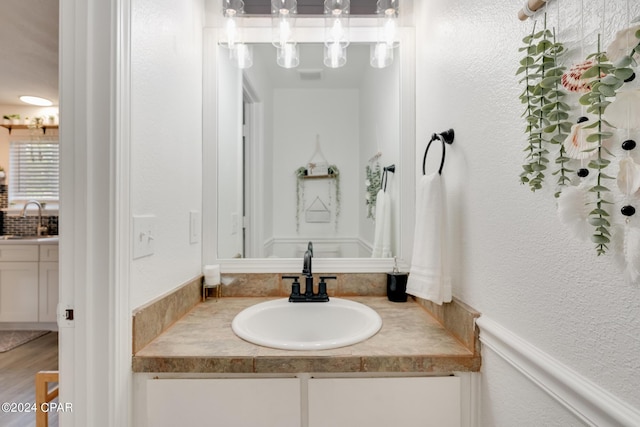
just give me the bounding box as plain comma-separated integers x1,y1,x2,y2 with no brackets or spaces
539,30,573,197
578,35,616,256
517,15,565,192
518,21,542,189
365,162,382,219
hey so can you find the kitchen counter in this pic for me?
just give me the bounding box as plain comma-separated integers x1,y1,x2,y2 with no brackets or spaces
133,296,481,374
0,236,58,244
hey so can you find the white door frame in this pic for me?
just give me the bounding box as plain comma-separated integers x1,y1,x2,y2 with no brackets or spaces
59,0,131,426
242,78,264,258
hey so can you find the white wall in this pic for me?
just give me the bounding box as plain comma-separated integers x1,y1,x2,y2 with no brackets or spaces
415,0,640,423
216,47,243,259
358,60,400,255
244,52,275,257
130,0,204,309
271,89,360,255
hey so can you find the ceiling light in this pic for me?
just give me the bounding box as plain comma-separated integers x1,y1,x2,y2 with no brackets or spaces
324,0,350,68
376,0,399,49
222,0,245,49
20,96,53,107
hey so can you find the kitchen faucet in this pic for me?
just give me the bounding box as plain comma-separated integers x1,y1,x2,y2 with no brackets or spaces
19,200,48,236
283,241,335,302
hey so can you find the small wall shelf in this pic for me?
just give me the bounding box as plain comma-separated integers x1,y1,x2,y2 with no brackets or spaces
300,173,338,180
1,124,59,135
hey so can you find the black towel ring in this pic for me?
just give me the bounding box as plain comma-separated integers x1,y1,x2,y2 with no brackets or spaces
422,129,454,175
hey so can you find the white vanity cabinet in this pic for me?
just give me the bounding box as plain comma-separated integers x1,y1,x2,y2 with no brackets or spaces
143,375,461,427
0,242,59,323
308,376,461,427
146,378,301,427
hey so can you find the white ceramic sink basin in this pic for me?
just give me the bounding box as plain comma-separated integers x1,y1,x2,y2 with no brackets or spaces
231,298,382,350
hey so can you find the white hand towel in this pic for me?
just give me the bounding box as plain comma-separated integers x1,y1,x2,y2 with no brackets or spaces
406,173,451,305
371,189,392,258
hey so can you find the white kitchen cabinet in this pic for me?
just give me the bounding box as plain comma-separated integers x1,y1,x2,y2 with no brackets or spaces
308,376,461,427
0,243,59,324
146,378,301,427
0,261,40,321
38,261,59,322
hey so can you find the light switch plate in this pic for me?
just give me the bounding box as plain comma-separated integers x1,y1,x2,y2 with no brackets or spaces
133,215,156,259
189,210,200,244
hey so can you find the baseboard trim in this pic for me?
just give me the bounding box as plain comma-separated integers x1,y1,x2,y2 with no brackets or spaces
477,316,640,427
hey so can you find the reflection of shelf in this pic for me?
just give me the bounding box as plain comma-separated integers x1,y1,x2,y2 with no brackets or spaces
300,173,337,180
1,124,59,135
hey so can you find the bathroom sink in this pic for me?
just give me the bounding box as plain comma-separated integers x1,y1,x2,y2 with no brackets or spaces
231,298,382,350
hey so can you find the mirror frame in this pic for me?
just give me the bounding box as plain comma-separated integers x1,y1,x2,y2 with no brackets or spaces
202,18,415,273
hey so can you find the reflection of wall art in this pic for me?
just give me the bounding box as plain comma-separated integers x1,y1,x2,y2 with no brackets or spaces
307,134,330,176
305,196,331,223
295,164,341,232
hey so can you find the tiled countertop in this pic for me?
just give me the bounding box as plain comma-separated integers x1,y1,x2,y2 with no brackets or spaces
132,296,480,374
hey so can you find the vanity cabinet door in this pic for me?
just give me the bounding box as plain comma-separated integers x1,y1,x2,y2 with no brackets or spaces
308,376,461,427
0,262,39,322
146,378,301,427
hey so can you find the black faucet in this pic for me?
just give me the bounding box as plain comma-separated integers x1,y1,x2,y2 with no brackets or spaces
284,242,335,302
302,242,314,297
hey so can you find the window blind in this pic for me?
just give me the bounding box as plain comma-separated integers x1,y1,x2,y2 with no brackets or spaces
9,139,60,202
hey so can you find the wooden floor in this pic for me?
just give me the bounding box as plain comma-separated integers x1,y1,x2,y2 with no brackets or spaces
0,332,58,427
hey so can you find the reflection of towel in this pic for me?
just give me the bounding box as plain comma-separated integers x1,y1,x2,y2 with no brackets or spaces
406,173,451,305
372,189,392,258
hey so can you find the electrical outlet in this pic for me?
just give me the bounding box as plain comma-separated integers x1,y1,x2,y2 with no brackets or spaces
133,215,156,259
57,303,75,328
190,210,200,244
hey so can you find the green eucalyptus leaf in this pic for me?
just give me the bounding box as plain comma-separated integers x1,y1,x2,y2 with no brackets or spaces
520,56,535,66
598,84,616,97
588,217,610,227
589,208,610,216
559,122,573,132
581,65,602,79
614,67,635,81
540,76,561,88
589,185,610,193
613,56,633,68
591,234,610,244
578,93,594,105
601,74,620,85
599,172,616,180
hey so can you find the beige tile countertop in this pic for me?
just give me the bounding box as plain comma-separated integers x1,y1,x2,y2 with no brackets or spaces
132,296,481,374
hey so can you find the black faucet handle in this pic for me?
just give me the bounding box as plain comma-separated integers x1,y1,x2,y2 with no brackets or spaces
283,276,301,300
319,276,337,281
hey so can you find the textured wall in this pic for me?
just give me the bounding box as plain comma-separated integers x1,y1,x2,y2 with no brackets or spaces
130,0,204,309
415,0,640,422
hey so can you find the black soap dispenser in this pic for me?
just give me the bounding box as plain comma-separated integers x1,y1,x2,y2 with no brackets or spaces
387,257,408,302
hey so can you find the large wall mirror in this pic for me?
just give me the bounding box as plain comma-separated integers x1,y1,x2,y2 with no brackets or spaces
203,24,415,272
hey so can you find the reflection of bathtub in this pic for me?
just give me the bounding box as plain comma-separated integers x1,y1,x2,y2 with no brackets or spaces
295,244,340,258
